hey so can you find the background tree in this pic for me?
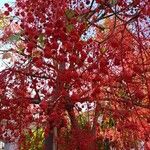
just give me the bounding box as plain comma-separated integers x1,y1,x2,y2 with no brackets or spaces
0,0,150,149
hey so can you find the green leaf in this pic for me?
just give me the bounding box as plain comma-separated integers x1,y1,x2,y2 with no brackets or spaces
109,0,117,6
104,139,110,150
65,9,75,19
9,33,20,42
109,118,115,127
66,24,74,33
38,34,45,47
21,128,44,150
77,114,88,129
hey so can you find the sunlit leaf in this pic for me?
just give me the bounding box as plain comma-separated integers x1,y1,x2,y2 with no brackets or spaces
2,52,12,59
9,33,20,42
65,9,75,19
109,0,117,6
66,24,74,32
38,34,45,47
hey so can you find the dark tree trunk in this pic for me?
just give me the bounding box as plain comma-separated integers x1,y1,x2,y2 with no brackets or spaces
45,127,57,150
45,132,53,150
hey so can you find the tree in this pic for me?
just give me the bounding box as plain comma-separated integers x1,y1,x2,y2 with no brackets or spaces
0,0,150,149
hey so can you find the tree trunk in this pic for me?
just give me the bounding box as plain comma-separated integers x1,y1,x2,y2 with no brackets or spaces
45,127,57,150
53,127,57,150
45,132,53,150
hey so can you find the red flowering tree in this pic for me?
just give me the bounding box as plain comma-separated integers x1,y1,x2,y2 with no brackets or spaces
0,0,150,149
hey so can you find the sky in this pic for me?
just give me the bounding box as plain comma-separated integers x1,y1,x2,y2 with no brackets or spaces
0,0,15,7
0,0,15,71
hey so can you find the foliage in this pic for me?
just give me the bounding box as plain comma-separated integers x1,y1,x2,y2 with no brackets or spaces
0,0,150,150
20,128,44,150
